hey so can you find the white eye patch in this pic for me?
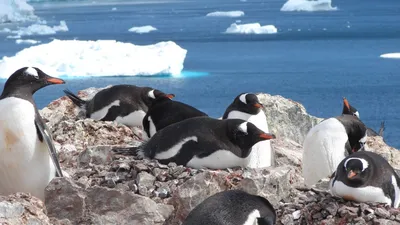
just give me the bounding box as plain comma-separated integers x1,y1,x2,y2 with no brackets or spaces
238,122,248,134
148,90,156,99
24,67,39,78
354,111,360,119
239,93,247,104
344,157,369,171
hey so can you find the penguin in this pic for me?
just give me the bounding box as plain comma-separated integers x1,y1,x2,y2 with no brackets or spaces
113,117,276,169
223,93,273,168
330,151,400,208
0,67,64,200
342,97,385,138
182,190,276,225
302,114,367,187
142,95,208,138
63,85,175,127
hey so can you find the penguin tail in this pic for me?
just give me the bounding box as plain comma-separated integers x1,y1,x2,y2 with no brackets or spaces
379,121,385,137
64,89,86,107
112,146,142,157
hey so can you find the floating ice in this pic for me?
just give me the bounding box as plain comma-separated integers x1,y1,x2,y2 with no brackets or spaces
281,0,337,12
6,20,69,37
0,0,37,23
128,25,157,34
15,39,40,44
0,39,187,78
111,7,117,11
225,23,277,34
380,53,400,59
206,11,245,17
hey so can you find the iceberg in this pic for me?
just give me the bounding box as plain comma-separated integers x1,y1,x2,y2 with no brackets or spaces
0,39,187,78
225,23,277,34
6,20,68,37
128,25,157,34
0,0,37,23
15,39,40,44
206,11,245,17
380,53,400,59
281,0,337,12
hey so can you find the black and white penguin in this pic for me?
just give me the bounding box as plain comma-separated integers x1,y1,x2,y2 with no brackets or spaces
330,151,400,208
0,67,64,200
142,95,208,138
302,114,367,186
223,93,273,168
63,85,175,127
183,190,276,225
114,117,276,169
342,97,385,138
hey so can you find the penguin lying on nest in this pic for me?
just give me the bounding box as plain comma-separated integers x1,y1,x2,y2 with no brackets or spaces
302,114,367,187
342,97,385,139
142,94,208,138
113,117,276,169
183,190,276,225
330,151,400,208
223,93,274,168
64,85,174,127
0,67,64,200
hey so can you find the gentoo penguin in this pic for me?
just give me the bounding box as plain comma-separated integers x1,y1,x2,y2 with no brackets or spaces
113,117,276,169
223,93,273,168
63,85,175,127
0,67,64,200
342,97,385,137
302,114,367,187
143,95,208,138
183,190,276,225
330,151,400,208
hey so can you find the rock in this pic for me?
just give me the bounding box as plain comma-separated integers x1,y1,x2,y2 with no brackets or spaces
257,93,323,144
45,178,173,225
365,136,400,169
78,145,115,167
375,207,391,219
0,193,50,224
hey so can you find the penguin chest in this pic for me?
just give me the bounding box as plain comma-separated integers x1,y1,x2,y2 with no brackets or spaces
147,116,157,137
115,110,146,127
330,180,392,206
0,98,55,199
187,149,251,169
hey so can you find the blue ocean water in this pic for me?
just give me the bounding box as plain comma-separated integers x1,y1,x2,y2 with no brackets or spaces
1,0,400,147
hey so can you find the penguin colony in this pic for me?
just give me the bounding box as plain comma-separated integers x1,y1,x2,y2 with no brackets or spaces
0,66,398,225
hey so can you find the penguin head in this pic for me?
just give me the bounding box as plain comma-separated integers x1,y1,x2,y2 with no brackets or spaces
146,89,175,102
350,129,367,154
2,67,65,96
235,93,263,114
342,97,360,118
229,120,276,153
343,157,369,184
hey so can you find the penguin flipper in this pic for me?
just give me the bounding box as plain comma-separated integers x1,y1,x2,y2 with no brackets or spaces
34,112,63,178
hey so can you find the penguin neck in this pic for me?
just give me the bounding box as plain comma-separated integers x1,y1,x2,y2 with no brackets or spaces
0,86,36,105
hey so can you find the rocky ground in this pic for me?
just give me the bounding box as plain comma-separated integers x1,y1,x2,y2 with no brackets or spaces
1,88,400,225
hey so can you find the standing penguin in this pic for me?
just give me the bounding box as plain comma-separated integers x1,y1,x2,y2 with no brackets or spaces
183,190,276,225
342,97,385,137
302,114,367,187
223,93,273,168
330,151,400,208
143,95,208,138
0,67,64,200
113,117,276,169
64,85,174,127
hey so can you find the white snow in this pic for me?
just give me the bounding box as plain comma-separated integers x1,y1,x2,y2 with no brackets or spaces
206,11,245,17
0,39,187,78
15,39,40,44
281,0,337,12
6,20,68,37
380,53,400,59
128,25,157,34
225,23,277,34
0,0,37,23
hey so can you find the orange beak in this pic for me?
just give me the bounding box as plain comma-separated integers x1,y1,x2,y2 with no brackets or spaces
47,77,65,84
259,133,276,140
347,170,357,179
343,97,350,111
166,94,175,99
254,103,262,108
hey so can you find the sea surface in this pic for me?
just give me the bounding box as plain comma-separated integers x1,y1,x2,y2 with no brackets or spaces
1,0,400,147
